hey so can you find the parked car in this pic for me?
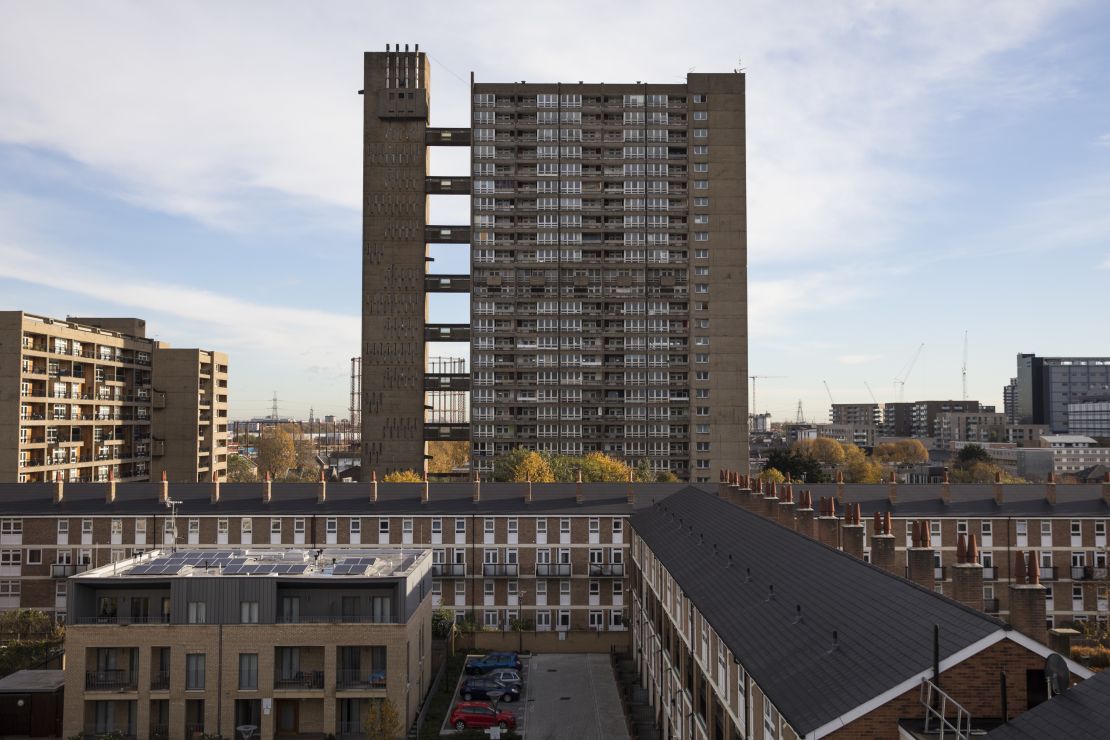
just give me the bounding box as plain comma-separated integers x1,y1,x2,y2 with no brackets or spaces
460,676,521,703
484,668,523,688
465,651,523,674
449,701,517,731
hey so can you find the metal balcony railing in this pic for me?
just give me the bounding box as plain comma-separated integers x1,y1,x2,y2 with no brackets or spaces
536,563,572,577
483,564,519,577
589,563,626,577
150,671,169,691
274,670,324,690
85,669,136,691
336,668,387,690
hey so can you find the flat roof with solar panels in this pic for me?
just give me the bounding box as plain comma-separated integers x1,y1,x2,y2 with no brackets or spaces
75,548,426,580
66,547,433,626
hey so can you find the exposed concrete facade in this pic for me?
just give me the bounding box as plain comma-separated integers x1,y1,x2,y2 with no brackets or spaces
360,49,431,477
150,348,229,483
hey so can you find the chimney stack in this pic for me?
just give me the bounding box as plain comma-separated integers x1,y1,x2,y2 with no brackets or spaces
1009,550,1047,643
718,469,728,498
1045,472,1057,505
106,468,116,504
835,470,845,503
870,509,897,574
777,485,796,529
951,532,984,611
317,470,327,504
906,519,936,590
526,476,533,504
762,483,780,520
370,470,378,503
994,471,1004,505
421,471,429,505
53,472,64,504
841,502,865,560
472,471,481,504
160,470,168,504
888,471,898,504
263,471,272,504
627,470,634,505
576,469,584,504
941,468,951,504
211,470,221,504
817,497,840,549
795,490,816,539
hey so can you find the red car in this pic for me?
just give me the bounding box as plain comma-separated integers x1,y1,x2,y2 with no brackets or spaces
449,701,516,731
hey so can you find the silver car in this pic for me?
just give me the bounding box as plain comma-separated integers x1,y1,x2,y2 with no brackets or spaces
484,668,523,688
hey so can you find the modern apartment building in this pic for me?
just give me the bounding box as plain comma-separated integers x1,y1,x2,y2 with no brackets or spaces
63,547,432,740
631,488,1092,739
829,402,879,427
0,312,228,484
910,399,982,438
1016,354,1110,432
932,409,1007,447
359,46,749,482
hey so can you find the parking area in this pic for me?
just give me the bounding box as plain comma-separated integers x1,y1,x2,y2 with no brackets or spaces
522,654,630,740
441,653,630,739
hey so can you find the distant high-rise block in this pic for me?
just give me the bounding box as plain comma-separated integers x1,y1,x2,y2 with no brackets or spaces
359,50,749,481
0,311,228,483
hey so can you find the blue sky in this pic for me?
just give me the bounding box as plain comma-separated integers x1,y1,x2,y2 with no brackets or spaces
1,1,1107,422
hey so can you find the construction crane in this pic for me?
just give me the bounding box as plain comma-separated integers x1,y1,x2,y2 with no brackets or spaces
864,381,879,405
749,375,785,430
961,330,968,401
893,343,925,402
823,380,835,422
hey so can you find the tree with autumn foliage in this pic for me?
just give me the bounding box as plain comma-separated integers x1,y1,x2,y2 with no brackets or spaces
793,437,846,465
383,469,423,482
841,442,884,483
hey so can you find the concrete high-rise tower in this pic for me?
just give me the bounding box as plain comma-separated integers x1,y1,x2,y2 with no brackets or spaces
361,49,748,481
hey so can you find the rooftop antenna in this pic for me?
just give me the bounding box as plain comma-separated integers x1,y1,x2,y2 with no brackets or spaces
164,497,183,553
961,330,969,401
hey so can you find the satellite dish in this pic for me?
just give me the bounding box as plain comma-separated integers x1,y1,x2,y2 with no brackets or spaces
1045,653,1071,696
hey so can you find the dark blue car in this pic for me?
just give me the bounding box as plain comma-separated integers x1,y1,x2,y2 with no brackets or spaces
460,676,521,702
464,652,523,675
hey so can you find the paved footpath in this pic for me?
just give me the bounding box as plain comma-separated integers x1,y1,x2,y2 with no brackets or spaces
521,653,631,740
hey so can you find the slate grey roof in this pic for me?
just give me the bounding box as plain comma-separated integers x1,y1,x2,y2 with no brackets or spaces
0,482,704,516
0,669,64,693
631,489,1008,736
793,483,1110,517
987,670,1110,739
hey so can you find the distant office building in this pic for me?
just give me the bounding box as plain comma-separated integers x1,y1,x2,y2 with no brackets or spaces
1067,401,1110,438
1004,424,1049,446
0,312,228,484
829,402,879,427
360,47,749,482
1016,354,1110,432
1003,377,1018,423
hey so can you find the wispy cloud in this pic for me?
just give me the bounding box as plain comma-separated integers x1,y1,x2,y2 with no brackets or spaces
1096,133,1110,147
1099,255,1110,269
838,354,881,365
